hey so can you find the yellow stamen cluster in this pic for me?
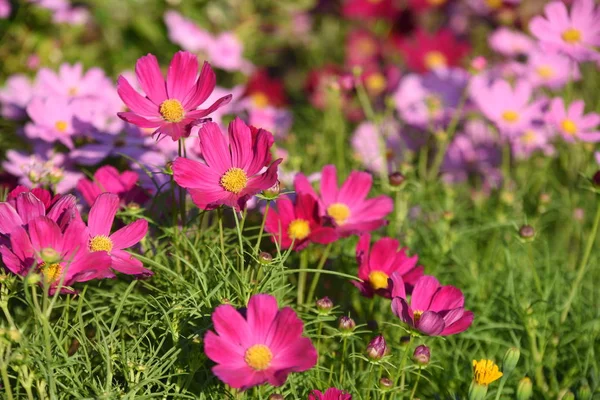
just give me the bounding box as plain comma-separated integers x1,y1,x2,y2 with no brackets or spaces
413,310,424,324
327,203,351,226
424,51,448,70
40,262,63,285
561,28,582,44
536,65,555,79
68,87,78,96
368,271,389,290
55,120,68,133
365,73,387,95
473,359,503,386
159,99,185,123
244,344,273,371
288,219,311,241
90,235,114,252
485,0,502,9
251,92,270,109
521,130,537,145
502,110,520,123
561,119,578,135
220,168,248,194
427,0,447,5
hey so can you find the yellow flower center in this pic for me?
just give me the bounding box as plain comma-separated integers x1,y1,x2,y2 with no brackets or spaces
220,168,248,194
159,99,185,123
90,235,114,252
473,359,503,386
427,0,447,5
367,0,383,3
561,119,577,135
357,38,377,57
327,203,351,226
485,0,502,9
368,271,389,290
561,28,582,44
424,51,448,70
244,344,273,371
39,262,63,285
502,110,520,123
521,130,537,144
365,73,387,95
68,87,78,96
413,310,424,324
288,219,311,241
251,92,270,109
536,65,554,79
55,120,68,133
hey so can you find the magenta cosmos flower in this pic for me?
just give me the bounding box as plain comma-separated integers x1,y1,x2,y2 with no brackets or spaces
390,274,474,336
117,51,232,141
0,216,111,294
295,165,393,236
77,165,148,207
548,98,600,143
84,193,151,278
173,118,281,211
264,193,338,251
529,0,600,62
309,388,352,400
352,233,424,298
204,294,317,390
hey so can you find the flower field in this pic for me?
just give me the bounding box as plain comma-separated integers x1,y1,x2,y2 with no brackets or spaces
0,0,599,399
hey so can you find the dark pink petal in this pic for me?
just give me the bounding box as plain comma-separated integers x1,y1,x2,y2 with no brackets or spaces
166,51,199,100
402,265,424,294
47,194,77,230
369,237,399,274
229,117,253,170
65,250,112,283
110,219,148,250
110,249,153,278
119,171,140,190
89,193,119,237
135,54,167,105
28,217,61,252
351,280,374,298
429,285,465,312
440,311,474,336
246,294,279,343
116,75,159,117
212,304,251,347
172,157,221,190
355,233,371,268
391,296,413,326
61,219,87,257
157,122,185,141
188,188,230,211
294,173,320,202
8,226,34,263
77,179,102,207
416,311,445,336
338,171,373,208
0,247,24,276
265,307,304,353
211,364,257,390
411,275,441,311
16,193,45,225
117,112,162,128
0,203,23,235
198,122,232,173
337,220,387,236
242,159,282,196
392,252,418,276
246,128,275,176
203,330,245,365
351,195,394,222
182,61,216,109
389,271,406,299
320,165,339,205
294,193,319,223
269,336,317,383
185,94,233,120
310,227,338,245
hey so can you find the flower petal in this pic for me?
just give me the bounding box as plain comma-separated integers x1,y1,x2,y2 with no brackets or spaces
198,122,232,173
246,294,279,343
110,249,153,278
411,275,441,311
416,311,445,336
110,219,148,250
135,54,167,105
89,193,119,237
0,203,23,235
166,51,199,101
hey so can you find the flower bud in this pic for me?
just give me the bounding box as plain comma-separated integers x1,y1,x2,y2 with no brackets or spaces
258,252,273,265
413,345,430,366
338,316,356,333
400,336,411,346
379,377,393,388
388,172,406,187
269,395,284,400
40,248,61,264
470,56,487,72
502,347,520,376
518,225,535,241
562,391,575,400
593,171,600,187
263,181,281,199
516,377,532,400
316,297,333,314
469,383,488,400
25,273,41,285
165,161,174,175
366,335,389,361
577,385,591,400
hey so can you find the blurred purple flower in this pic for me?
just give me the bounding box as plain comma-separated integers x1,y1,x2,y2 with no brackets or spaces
511,126,555,160
164,10,213,53
351,121,402,175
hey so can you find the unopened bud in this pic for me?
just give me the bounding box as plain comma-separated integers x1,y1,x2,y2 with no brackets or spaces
263,181,281,199
338,316,356,333
366,335,389,361
269,395,284,400
593,171,600,187
516,377,533,400
380,377,393,388
25,273,41,285
413,345,430,365
40,248,61,264
258,252,273,265
469,383,488,400
165,161,173,175
316,297,333,314
502,347,520,376
577,385,591,400
518,225,535,241
388,172,406,187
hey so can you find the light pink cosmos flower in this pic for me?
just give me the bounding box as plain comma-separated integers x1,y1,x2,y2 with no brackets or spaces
173,118,281,211
77,166,148,208
511,126,555,160
309,388,352,400
352,233,423,299
548,98,600,143
204,294,318,390
84,193,151,278
295,165,393,236
163,10,213,53
0,216,111,294
0,74,34,120
208,32,253,73
36,63,111,99
0,0,10,18
117,51,232,141
390,273,474,336
488,27,535,57
529,0,600,61
524,49,580,89
24,96,80,148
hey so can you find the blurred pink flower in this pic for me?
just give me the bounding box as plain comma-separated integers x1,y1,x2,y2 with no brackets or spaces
511,126,555,159
0,0,10,19
163,10,213,53
36,63,112,99
351,121,402,176
204,294,317,390
24,96,80,148
309,388,352,400
0,74,34,120
488,27,534,57
548,98,600,142
77,166,149,207
524,49,580,89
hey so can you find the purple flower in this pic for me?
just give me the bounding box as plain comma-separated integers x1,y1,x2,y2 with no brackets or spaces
351,121,403,175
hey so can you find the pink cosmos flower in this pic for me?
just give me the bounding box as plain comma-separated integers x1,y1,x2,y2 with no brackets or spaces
0,0,10,18
25,97,79,148
264,193,338,251
163,10,213,53
529,0,600,62
172,118,281,211
352,233,424,298
117,51,232,141
0,74,34,120
208,33,252,73
294,165,393,236
524,49,580,89
390,274,474,336
351,121,402,176
309,388,352,400
204,294,318,390
77,166,149,207
511,126,555,160
547,98,600,143
36,63,111,99
0,216,111,294
84,193,151,278
488,27,534,57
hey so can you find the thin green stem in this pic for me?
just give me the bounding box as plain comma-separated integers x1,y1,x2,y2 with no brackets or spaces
254,200,271,255
561,199,600,322
178,139,186,227
297,251,308,305
1,361,13,400
365,364,375,400
493,377,506,400
232,210,245,273
306,243,333,303
410,368,422,400
528,244,543,297
339,337,348,386
0,303,15,329
396,337,413,399
218,208,227,269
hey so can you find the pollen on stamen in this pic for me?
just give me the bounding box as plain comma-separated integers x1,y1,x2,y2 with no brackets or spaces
90,235,114,252
327,203,351,226
368,271,389,290
55,120,68,133
288,219,311,241
244,344,273,371
561,28,582,44
220,168,248,194
159,99,185,123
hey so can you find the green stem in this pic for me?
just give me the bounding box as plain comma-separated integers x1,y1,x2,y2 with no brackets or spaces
178,139,186,227
0,303,15,329
1,362,13,400
493,377,506,400
254,201,271,255
297,251,308,305
339,337,348,386
409,368,422,400
396,337,413,399
560,199,600,322
365,364,375,400
528,244,543,298
232,210,245,273
305,243,333,303
218,208,227,269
